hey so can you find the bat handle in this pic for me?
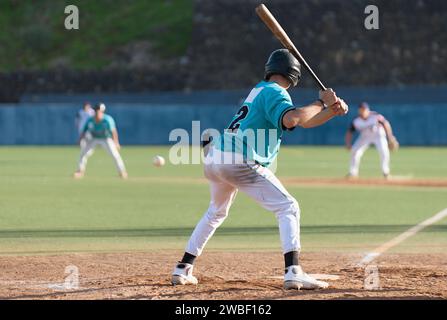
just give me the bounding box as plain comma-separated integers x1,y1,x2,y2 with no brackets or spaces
304,62,326,91
316,80,327,91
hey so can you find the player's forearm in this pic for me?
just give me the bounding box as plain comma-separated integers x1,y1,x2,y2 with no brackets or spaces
382,121,394,138
112,130,120,145
345,131,352,147
283,99,348,129
283,103,335,129
296,103,336,128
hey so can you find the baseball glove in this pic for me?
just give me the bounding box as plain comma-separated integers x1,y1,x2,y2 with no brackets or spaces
388,136,399,151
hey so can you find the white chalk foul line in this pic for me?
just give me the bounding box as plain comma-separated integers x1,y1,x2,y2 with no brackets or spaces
357,207,447,267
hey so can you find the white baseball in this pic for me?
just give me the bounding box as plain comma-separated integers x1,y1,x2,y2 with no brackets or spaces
153,155,166,167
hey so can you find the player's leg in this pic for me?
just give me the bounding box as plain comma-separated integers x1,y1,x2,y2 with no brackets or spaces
79,137,87,150
74,139,97,178
375,136,391,177
172,164,238,285
349,136,371,177
220,163,327,290
185,183,237,257
82,132,94,157
102,138,128,178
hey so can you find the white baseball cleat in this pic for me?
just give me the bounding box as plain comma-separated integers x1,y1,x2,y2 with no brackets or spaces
73,171,84,179
171,263,198,286
120,172,128,179
284,265,329,290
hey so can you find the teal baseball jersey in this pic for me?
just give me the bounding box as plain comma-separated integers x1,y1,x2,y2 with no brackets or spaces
82,114,116,139
217,81,295,167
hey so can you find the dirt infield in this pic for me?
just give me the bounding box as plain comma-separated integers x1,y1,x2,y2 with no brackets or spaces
0,251,446,300
283,177,447,188
142,176,447,188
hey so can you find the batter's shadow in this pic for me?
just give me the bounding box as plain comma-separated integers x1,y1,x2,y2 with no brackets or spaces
261,287,411,300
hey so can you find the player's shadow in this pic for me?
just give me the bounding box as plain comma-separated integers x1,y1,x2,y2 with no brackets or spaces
262,287,412,300
0,283,163,300
0,282,262,300
1,280,428,300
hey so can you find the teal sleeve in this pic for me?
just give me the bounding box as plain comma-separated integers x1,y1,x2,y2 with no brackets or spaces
263,88,295,129
107,116,116,130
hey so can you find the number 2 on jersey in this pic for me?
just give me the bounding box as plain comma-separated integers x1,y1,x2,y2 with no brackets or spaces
227,105,249,132
227,86,262,132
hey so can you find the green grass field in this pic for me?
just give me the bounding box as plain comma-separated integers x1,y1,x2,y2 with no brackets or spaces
0,146,446,256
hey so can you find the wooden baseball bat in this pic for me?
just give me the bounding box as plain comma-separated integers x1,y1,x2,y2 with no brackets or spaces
255,4,327,90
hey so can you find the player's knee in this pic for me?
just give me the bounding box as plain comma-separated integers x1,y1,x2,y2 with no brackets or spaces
290,198,300,217
275,197,300,218
111,151,121,159
206,206,230,222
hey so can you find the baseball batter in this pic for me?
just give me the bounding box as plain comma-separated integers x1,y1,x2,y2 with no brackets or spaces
74,103,128,179
172,49,349,290
345,103,398,178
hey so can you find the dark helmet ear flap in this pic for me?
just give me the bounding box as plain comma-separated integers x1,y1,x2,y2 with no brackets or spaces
264,49,301,86
287,66,301,85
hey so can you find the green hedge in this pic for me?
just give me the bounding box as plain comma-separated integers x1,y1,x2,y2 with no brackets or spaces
0,0,193,71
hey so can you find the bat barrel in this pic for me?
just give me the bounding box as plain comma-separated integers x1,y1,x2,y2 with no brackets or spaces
256,4,327,91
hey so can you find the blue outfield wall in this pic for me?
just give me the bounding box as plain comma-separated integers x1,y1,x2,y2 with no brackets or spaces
2,86,447,145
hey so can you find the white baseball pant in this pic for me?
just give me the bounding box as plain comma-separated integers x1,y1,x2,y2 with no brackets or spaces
349,134,390,176
77,138,126,174
185,147,300,257
79,132,93,156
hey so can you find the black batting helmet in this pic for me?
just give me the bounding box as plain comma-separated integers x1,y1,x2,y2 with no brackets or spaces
264,49,301,87
93,103,106,112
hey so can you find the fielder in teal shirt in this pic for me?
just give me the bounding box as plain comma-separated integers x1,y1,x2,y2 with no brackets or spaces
82,114,116,139
217,80,296,167
75,103,127,179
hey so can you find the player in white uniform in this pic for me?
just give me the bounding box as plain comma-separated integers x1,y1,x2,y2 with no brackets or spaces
345,102,397,178
74,103,128,179
171,49,349,290
75,102,95,149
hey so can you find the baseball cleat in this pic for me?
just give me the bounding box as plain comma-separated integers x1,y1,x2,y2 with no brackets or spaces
172,263,198,286
120,172,128,179
284,265,329,290
73,171,84,179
